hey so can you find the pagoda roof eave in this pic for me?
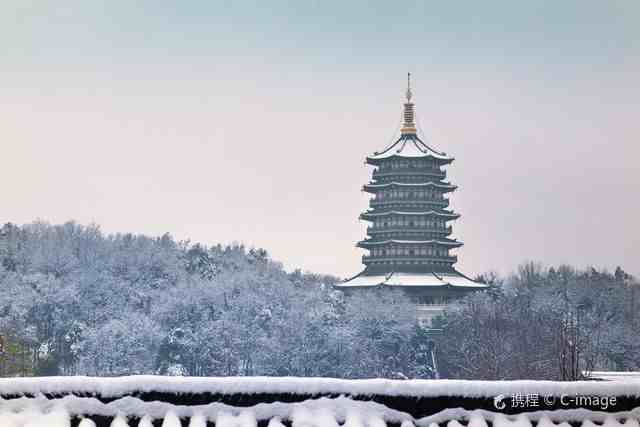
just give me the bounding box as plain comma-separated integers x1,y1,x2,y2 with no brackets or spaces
360,210,460,219
367,134,454,163
366,155,454,165
337,270,487,289
363,181,457,191
357,239,464,248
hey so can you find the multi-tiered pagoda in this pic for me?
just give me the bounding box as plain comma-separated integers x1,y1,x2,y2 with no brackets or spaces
337,75,485,322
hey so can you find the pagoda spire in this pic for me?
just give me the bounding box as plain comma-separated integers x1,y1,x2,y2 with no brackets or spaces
401,72,417,135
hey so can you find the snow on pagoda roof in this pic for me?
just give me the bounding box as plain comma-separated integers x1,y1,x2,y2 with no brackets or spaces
367,134,453,162
364,181,457,190
338,271,486,288
358,239,463,247
384,272,485,288
361,209,459,218
436,272,488,288
337,274,389,287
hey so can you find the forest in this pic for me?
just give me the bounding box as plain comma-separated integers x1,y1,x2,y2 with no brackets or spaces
0,221,637,379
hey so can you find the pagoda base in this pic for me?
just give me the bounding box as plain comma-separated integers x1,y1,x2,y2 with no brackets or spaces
335,268,486,327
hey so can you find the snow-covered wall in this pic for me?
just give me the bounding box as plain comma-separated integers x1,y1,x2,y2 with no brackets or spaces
1,376,639,427
1,376,640,399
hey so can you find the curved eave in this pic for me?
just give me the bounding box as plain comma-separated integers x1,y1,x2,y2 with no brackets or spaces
360,210,460,220
367,154,454,166
367,134,454,164
363,181,457,192
338,271,487,289
357,239,464,248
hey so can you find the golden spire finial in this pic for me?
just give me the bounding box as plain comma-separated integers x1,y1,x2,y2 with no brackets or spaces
401,72,417,135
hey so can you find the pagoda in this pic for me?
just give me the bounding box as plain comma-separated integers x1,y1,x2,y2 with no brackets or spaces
336,75,486,323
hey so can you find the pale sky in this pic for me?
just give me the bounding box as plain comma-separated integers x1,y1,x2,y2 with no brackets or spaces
2,1,639,278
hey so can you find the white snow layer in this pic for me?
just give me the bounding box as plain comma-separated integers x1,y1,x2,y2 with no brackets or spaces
1,401,639,427
0,395,412,424
1,375,640,399
340,272,486,288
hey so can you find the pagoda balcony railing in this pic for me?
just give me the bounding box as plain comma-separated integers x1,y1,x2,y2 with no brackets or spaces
1,376,637,427
369,199,449,208
369,197,449,208
373,168,446,179
366,226,453,236
362,254,458,264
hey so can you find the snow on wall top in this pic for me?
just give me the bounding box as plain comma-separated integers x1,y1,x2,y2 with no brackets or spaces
1,376,640,399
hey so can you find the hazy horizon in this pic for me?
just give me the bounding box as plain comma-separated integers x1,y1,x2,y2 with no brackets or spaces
2,1,639,278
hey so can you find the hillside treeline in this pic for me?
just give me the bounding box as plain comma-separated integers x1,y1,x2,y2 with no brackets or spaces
0,221,637,379
438,264,639,379
0,221,432,378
